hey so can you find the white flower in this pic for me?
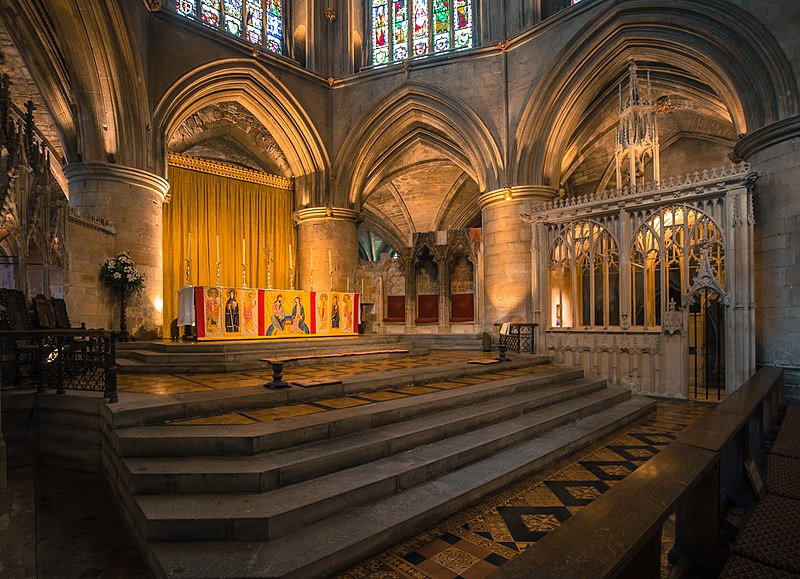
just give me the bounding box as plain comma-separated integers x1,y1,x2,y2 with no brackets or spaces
113,272,122,279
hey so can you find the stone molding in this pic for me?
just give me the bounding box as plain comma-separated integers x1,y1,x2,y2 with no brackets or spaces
478,185,558,209
63,163,171,201
66,206,115,235
167,152,293,189
294,206,363,224
733,114,800,161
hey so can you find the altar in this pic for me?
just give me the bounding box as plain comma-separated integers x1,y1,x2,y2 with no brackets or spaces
178,286,359,340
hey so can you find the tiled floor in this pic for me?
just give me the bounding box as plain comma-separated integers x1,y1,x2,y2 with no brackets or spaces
116,351,507,396
338,401,710,579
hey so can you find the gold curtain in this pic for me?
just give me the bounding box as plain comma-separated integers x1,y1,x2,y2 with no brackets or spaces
163,165,296,337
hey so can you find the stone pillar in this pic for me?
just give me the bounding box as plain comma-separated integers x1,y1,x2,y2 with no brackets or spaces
63,163,170,338
295,207,361,293
479,186,557,330
734,116,800,386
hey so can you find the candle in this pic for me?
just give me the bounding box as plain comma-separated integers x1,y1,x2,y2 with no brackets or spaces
347,278,349,292
216,235,220,263
187,232,191,261
288,244,293,269
328,249,332,272
310,249,313,272
242,238,246,265
362,279,364,295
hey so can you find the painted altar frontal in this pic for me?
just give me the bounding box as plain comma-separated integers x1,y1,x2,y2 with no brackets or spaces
178,287,359,340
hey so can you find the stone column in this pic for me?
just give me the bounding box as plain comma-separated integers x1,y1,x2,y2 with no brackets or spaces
295,207,361,293
63,163,170,338
734,116,800,387
479,186,557,330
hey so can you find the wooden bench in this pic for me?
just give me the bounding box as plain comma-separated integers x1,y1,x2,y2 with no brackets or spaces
260,348,410,389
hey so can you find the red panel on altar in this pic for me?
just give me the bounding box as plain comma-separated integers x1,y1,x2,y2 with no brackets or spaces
385,295,405,322
416,294,438,323
450,293,474,322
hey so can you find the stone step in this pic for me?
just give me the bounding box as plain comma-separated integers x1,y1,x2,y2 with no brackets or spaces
121,376,608,495
112,364,584,457
117,338,426,373
147,396,656,579
134,386,632,543
106,356,551,429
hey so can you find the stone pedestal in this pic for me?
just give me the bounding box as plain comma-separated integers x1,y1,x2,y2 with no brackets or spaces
295,207,361,293
479,186,557,329
63,163,170,338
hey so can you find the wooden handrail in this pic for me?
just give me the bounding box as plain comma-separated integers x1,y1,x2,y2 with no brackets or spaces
491,366,785,578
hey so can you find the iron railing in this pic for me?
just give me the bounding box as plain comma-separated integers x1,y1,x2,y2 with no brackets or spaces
0,329,118,402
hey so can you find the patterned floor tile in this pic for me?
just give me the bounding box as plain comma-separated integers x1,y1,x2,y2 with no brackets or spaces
172,413,256,425
244,404,324,421
394,386,441,395
316,397,372,409
358,391,410,401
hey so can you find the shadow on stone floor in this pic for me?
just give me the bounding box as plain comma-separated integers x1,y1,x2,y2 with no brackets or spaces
1,466,152,579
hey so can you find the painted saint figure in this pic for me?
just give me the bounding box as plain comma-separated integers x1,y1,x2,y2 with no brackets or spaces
268,294,289,335
331,294,340,329
206,287,221,335
342,293,352,333
243,290,256,333
291,296,310,334
225,289,240,333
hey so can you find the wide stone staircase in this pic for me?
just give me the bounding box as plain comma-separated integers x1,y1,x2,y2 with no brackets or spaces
103,356,655,578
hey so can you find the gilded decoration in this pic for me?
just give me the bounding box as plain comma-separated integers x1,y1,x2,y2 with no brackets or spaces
167,153,293,190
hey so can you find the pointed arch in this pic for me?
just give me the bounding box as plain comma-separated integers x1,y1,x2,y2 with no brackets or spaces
153,58,330,203
334,81,503,208
512,0,798,187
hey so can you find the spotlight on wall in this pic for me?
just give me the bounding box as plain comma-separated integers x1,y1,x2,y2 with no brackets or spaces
154,295,163,314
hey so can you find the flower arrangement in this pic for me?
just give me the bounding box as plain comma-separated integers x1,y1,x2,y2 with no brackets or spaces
100,251,145,295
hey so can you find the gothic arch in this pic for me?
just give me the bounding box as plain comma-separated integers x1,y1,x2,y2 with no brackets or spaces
512,0,798,187
1,0,149,168
153,58,330,203
335,81,503,208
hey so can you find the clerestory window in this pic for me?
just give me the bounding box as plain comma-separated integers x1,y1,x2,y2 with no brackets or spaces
371,0,474,66
176,0,284,55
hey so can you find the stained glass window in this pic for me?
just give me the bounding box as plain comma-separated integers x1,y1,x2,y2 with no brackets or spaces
372,0,473,65
245,1,264,44
224,0,242,36
373,0,390,65
265,0,283,54
175,1,282,55
177,0,196,18
392,1,408,61
201,0,221,27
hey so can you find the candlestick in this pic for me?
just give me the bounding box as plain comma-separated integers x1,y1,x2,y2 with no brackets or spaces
330,270,334,292
289,266,295,290
264,246,272,290
215,261,221,287
185,258,191,287
310,269,314,292
242,263,248,288
328,249,332,272
288,244,293,270
187,231,191,262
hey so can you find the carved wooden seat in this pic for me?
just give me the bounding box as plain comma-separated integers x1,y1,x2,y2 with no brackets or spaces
0,288,37,385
